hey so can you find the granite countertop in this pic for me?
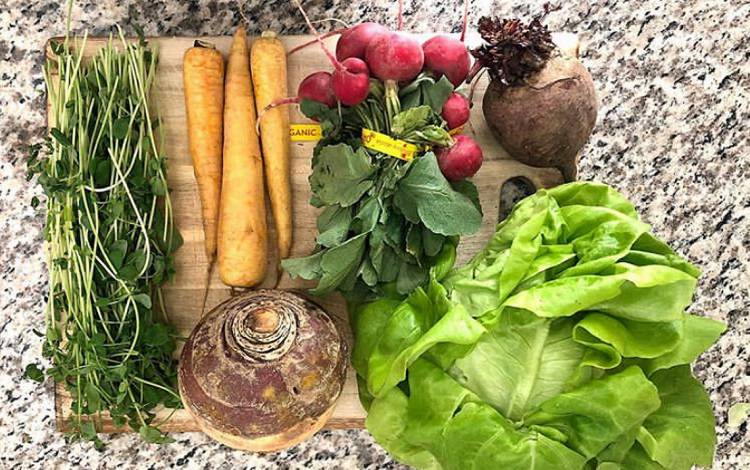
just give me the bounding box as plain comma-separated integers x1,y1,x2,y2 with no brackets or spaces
1,0,748,468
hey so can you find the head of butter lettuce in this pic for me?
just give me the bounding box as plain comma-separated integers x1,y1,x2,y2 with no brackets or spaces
352,182,725,470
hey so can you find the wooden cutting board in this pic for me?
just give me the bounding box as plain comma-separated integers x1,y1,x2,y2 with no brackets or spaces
51,35,563,434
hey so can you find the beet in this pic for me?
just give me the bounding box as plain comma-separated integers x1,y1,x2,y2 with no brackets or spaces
482,54,597,180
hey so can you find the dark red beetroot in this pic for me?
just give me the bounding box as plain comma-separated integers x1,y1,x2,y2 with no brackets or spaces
331,58,371,106
441,92,471,130
298,71,336,108
365,32,424,83
436,134,483,181
422,35,471,86
335,22,389,61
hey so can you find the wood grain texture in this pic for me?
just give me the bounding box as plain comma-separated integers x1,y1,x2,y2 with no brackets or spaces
51,35,563,434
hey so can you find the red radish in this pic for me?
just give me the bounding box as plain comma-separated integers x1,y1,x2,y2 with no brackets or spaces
436,134,483,181
335,22,389,61
422,0,471,86
365,32,424,83
332,58,371,106
422,36,471,86
298,71,337,107
257,71,335,133
262,71,336,112
294,0,372,106
441,92,471,130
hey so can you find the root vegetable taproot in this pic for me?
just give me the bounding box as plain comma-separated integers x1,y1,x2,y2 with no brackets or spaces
251,30,294,261
218,27,268,287
183,41,224,260
178,289,347,452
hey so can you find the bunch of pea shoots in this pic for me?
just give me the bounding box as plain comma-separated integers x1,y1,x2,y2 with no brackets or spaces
25,21,182,448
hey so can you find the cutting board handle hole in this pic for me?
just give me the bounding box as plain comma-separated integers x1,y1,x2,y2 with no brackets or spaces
499,177,536,222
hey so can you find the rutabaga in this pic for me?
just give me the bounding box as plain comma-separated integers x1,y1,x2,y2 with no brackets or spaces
352,181,725,470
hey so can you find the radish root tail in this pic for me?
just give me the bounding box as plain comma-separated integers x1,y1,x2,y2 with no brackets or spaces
397,0,404,30
292,0,344,72
255,97,300,134
200,257,217,317
465,59,484,84
467,67,487,105
460,0,469,42
287,28,347,55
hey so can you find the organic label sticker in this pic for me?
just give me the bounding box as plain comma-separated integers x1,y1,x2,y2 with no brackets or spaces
290,124,322,141
361,128,418,161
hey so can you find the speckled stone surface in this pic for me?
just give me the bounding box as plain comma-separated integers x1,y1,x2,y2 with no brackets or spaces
1,0,748,468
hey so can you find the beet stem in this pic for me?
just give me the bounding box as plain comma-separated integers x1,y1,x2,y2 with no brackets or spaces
465,59,484,84
292,0,345,72
287,28,347,56
467,67,487,104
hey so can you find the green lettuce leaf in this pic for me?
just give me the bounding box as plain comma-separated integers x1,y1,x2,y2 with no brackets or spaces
366,283,485,396
525,367,661,459
641,314,726,374
450,309,587,420
636,366,716,470
352,182,723,470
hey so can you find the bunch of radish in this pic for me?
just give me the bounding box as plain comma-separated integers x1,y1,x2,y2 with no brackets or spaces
282,0,482,181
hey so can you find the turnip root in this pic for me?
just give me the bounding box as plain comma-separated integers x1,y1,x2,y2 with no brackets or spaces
436,134,483,181
472,14,597,181
179,290,346,452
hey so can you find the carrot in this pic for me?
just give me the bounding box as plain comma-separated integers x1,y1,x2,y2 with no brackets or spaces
251,31,293,260
183,41,224,260
218,27,268,287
